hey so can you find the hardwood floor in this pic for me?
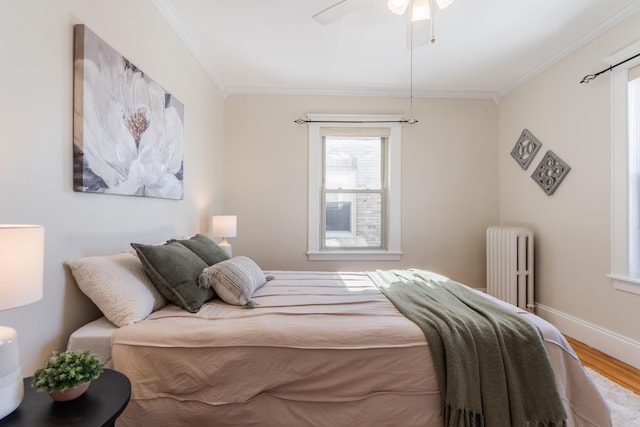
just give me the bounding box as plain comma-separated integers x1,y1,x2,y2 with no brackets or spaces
566,336,640,395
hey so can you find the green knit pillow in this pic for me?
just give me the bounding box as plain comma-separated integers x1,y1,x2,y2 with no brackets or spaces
131,241,213,312
169,234,230,266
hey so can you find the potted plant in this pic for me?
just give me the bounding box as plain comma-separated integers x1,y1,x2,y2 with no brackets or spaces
31,350,103,401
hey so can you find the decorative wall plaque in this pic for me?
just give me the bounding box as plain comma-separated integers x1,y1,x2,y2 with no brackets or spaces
531,150,571,195
510,129,542,170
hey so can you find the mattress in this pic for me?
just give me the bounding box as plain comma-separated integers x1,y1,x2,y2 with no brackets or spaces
67,316,117,368
69,271,611,426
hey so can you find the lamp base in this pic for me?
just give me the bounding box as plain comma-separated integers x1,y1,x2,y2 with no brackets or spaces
0,326,23,420
218,238,232,257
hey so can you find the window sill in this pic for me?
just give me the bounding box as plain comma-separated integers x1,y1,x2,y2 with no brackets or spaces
307,251,402,261
607,274,640,295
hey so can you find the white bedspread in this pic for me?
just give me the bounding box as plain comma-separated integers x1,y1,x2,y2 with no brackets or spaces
110,271,610,426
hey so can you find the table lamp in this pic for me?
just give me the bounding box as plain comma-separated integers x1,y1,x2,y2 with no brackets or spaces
0,225,44,420
212,215,236,256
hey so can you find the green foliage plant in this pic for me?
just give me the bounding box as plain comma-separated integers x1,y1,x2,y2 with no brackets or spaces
31,350,103,392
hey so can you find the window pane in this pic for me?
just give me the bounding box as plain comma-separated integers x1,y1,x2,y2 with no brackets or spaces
326,200,351,232
325,137,382,190
324,192,382,248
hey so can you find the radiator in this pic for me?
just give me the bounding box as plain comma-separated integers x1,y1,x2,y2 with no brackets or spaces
486,226,535,312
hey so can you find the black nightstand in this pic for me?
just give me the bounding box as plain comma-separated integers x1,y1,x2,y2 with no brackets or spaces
0,368,131,427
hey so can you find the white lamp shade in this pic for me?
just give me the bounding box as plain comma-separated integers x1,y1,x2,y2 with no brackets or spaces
0,225,44,310
212,216,237,238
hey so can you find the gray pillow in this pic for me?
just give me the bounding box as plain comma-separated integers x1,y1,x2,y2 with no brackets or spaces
131,241,213,312
199,256,271,307
169,234,230,266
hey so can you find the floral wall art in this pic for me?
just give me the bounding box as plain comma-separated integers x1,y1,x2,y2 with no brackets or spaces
73,24,184,199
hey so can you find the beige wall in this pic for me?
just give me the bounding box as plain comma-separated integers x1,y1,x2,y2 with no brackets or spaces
0,0,225,373
224,94,499,286
498,12,640,359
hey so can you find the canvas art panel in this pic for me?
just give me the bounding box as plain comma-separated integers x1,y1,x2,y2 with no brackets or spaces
73,24,184,200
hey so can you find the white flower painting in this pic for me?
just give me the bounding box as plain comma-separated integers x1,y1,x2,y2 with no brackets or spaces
73,25,184,199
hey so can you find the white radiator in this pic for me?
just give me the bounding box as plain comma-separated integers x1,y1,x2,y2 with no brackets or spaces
486,226,535,312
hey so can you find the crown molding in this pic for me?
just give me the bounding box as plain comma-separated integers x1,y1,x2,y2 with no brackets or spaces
499,0,640,97
226,85,498,101
152,0,228,96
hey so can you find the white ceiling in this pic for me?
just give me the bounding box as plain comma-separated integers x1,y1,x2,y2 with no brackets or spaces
154,0,640,99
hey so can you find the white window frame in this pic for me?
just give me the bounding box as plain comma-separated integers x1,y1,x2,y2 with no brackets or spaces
307,114,402,261
609,40,640,295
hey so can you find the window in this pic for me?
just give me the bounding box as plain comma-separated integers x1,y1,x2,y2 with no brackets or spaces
307,114,402,260
324,136,384,249
609,40,640,295
630,65,640,278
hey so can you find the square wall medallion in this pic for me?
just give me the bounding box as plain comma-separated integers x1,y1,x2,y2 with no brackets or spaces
531,150,571,195
510,129,542,170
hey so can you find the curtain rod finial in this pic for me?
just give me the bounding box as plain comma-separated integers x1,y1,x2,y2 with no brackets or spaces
580,74,596,84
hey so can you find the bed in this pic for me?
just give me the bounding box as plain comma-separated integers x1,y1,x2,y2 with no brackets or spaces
65,236,611,427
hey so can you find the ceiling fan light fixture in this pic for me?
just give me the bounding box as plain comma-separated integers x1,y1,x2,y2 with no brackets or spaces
410,0,431,22
435,0,454,9
388,0,410,15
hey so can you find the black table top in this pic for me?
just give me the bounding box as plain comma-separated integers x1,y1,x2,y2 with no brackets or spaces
0,368,131,427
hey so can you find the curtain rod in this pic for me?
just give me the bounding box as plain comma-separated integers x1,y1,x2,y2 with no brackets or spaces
580,51,640,83
294,119,418,124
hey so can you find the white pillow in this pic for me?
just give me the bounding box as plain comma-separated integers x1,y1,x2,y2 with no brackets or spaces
199,256,270,307
66,252,167,327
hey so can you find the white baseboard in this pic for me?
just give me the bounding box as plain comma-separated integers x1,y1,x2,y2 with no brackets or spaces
536,304,640,369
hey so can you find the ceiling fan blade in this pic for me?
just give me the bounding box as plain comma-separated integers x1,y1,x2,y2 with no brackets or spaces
312,0,376,25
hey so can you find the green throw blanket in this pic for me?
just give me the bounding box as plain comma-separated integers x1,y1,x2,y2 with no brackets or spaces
368,269,566,427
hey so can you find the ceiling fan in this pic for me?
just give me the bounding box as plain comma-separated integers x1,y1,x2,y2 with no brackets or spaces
312,0,455,47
